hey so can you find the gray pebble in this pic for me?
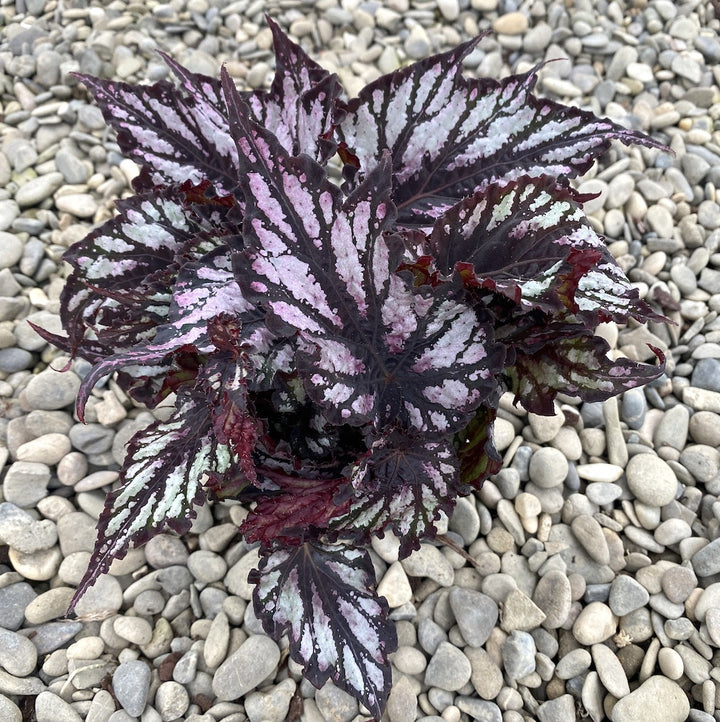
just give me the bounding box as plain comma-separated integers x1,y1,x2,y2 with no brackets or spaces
34,691,82,722
691,538,720,577
68,423,115,455
592,643,630,698
500,588,546,632
314,682,357,721
154,681,189,721
404,25,431,59
15,173,64,208
24,368,81,410
573,602,617,645
674,644,711,683
661,565,697,604
654,519,691,547
187,550,227,583
626,454,677,506
455,697,502,722
680,444,720,483
0,583,37,631
610,675,689,722
424,641,471,691
448,588,497,646
145,534,189,568
72,575,123,619
55,149,90,184
465,647,502,700
528,447,568,488
609,575,650,616
17,433,71,465
621,388,646,429
689,411,720,446
20,621,83,655
2,461,50,508
0,695,21,722
112,660,151,717
0,503,57,554
653,404,690,450
532,569,572,629
402,544,454,586
0,231,23,268
555,648,592,679
0,628,38,677
501,631,536,680
212,635,280,700
537,694,576,722
571,515,610,565
56,511,96,556
245,678,296,722
0,348,34,373
154,566,192,596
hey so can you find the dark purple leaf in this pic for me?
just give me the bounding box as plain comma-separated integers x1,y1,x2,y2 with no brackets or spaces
337,42,667,226
251,542,397,719
329,432,463,557
69,355,256,613
507,335,666,415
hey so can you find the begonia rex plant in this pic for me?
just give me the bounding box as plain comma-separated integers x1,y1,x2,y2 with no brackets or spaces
36,18,668,719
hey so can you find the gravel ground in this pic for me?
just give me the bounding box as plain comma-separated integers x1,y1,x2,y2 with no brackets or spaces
1,0,720,721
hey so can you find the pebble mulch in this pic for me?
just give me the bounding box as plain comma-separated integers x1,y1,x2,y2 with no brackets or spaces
1,0,720,721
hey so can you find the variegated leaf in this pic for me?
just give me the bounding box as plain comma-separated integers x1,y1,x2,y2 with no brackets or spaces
69,356,256,612
244,17,342,163
75,72,240,193
74,249,255,420
76,19,339,192
44,184,238,367
429,176,663,325
507,335,666,415
330,433,463,557
337,41,667,226
299,288,505,433
223,73,505,432
250,542,397,719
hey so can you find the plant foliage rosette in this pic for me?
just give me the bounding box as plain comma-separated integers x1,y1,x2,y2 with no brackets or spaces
37,19,668,718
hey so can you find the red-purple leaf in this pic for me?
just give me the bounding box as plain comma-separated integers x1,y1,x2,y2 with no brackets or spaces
240,475,350,546
250,542,397,719
337,42,667,226
454,405,503,488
